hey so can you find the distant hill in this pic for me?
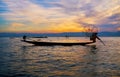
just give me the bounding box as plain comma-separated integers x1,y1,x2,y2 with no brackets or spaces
99,31,120,37
0,32,120,37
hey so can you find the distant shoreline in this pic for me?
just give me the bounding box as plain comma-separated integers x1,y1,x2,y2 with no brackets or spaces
0,32,120,37
0,36,120,38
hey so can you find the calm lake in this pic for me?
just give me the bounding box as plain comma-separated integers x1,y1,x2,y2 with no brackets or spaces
0,37,120,77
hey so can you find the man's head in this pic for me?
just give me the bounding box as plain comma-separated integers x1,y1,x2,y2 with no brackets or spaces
94,32,98,35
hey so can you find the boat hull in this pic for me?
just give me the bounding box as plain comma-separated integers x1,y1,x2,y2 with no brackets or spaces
21,40,94,46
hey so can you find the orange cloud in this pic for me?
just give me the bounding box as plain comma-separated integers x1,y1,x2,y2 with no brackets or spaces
50,20,85,33
6,23,26,32
11,23,25,27
117,27,120,31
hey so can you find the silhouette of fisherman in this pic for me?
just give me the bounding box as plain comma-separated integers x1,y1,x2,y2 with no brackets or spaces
23,35,27,41
90,32,101,43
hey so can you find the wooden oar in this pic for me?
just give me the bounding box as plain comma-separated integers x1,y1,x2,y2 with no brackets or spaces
99,39,105,46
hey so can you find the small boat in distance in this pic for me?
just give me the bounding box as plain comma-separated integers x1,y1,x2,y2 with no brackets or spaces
21,40,94,46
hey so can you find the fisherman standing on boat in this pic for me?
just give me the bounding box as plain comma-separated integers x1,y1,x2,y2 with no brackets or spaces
90,32,105,45
90,33,101,42
23,35,27,41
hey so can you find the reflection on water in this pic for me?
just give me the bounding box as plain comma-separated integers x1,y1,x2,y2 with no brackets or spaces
0,37,120,77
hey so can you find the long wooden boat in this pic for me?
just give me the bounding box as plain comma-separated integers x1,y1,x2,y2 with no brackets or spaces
21,40,94,46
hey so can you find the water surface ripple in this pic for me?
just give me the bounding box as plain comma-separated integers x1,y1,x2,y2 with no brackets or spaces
0,37,120,77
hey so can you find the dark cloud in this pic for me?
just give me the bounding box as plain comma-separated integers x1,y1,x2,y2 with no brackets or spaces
108,13,120,23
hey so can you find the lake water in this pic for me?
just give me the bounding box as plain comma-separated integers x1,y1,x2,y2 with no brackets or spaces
0,37,120,77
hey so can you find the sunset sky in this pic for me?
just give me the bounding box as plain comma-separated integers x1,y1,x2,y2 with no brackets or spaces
0,0,120,33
